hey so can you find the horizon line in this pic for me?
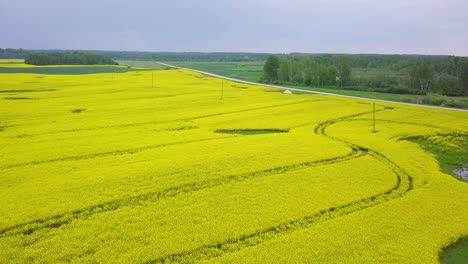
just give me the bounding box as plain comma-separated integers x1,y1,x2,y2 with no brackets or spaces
1,47,467,58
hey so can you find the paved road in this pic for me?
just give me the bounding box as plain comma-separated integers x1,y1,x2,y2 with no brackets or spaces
157,62,468,113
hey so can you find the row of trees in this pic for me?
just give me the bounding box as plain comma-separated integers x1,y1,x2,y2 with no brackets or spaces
24,52,117,65
0,48,31,58
263,55,468,96
263,55,352,88
407,59,467,95
0,49,271,62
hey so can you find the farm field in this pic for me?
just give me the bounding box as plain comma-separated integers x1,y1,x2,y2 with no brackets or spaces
0,62,468,263
0,59,143,75
161,61,264,82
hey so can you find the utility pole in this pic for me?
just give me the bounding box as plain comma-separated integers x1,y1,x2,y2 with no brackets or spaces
372,102,376,133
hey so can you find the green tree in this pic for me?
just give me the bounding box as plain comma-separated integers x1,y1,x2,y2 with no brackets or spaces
290,58,303,83
335,56,352,87
263,55,280,82
459,59,468,95
278,59,290,82
436,73,462,96
410,60,434,93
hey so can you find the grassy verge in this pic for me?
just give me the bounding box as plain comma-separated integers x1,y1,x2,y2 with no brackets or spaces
287,85,415,102
440,237,468,264
406,134,468,263
281,85,468,109
406,134,467,178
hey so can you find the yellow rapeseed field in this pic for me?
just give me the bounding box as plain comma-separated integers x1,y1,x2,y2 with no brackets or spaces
0,63,467,263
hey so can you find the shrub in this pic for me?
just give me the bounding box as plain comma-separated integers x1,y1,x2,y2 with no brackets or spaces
422,93,462,107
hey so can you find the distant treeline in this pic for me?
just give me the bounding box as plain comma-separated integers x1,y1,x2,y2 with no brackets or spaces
96,51,271,62
262,55,468,96
0,49,271,62
24,52,117,65
0,48,31,58
1,48,466,65
2,48,467,95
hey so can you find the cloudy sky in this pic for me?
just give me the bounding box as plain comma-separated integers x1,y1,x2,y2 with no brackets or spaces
1,0,467,55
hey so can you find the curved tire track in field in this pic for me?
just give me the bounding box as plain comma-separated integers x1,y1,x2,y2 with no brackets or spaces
326,118,467,142
0,142,363,238
2,100,317,170
143,109,415,264
0,109,413,262
342,118,467,135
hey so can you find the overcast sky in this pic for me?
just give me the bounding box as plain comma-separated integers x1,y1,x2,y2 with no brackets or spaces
1,0,467,55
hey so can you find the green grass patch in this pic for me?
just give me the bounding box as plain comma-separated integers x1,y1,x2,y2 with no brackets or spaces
215,129,288,135
407,134,468,263
441,237,468,264
422,93,468,108
275,85,468,109
288,85,415,102
405,134,468,179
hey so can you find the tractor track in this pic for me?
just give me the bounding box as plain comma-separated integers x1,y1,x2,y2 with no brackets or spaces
2,109,416,264
2,66,465,263
0,145,363,238
145,150,412,264
340,118,467,135
143,109,416,264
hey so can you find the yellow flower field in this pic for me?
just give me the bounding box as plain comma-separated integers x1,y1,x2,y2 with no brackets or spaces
0,65,467,263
